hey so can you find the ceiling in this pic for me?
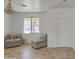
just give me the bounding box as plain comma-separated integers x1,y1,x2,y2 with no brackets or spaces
4,0,75,12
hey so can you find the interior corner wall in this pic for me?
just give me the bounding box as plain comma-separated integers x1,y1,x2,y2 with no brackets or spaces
4,13,13,35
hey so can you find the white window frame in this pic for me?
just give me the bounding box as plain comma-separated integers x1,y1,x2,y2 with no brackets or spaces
24,17,40,34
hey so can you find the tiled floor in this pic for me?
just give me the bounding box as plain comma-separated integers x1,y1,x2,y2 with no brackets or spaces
4,45,74,59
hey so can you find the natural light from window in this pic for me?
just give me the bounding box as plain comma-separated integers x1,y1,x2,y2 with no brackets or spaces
24,17,39,34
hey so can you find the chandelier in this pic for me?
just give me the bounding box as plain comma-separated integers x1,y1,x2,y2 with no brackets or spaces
4,0,14,15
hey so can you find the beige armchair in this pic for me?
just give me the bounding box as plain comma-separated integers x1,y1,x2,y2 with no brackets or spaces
31,33,47,48
4,33,23,48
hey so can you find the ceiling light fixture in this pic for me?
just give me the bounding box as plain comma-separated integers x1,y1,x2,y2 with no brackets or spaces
21,4,27,7
64,0,66,2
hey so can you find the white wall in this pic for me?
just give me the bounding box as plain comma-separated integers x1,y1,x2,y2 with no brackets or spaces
12,8,75,48
45,8,74,48
12,12,47,43
4,13,13,35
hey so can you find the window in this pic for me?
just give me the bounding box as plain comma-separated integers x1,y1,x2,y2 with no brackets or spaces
24,17,39,33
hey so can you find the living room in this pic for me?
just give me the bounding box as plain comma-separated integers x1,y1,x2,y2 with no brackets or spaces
4,0,75,59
